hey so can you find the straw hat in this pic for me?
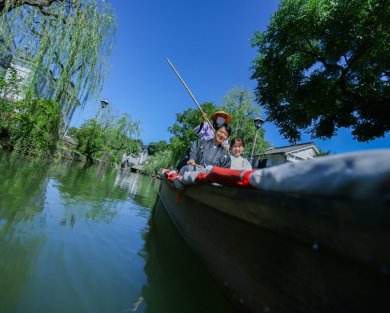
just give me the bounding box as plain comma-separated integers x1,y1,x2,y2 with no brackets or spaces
210,111,233,124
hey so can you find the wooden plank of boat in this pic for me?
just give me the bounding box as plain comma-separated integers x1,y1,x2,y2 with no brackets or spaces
157,175,390,313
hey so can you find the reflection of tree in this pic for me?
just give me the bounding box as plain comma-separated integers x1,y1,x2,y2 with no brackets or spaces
131,175,160,210
0,228,45,312
52,161,129,201
0,152,49,224
138,201,236,313
0,152,48,312
114,170,161,210
51,161,130,223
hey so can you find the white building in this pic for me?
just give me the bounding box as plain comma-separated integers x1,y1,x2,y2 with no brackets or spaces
1,61,31,102
0,46,79,132
253,142,320,169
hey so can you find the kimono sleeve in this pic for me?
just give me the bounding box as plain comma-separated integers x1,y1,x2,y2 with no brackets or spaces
194,123,203,135
189,139,202,160
220,151,231,168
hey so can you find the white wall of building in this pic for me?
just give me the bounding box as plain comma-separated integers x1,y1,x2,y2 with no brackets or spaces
1,62,31,101
254,145,318,168
286,147,317,162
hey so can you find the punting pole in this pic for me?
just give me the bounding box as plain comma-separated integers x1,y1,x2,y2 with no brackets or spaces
166,58,215,132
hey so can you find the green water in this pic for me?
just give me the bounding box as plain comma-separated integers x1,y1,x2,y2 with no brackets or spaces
0,152,235,313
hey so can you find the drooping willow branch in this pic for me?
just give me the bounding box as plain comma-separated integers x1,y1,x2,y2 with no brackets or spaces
0,0,117,113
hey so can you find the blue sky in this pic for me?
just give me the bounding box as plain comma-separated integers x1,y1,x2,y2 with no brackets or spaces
71,0,389,154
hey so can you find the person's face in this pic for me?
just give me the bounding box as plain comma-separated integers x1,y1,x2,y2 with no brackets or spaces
216,116,225,125
231,142,244,157
214,127,228,145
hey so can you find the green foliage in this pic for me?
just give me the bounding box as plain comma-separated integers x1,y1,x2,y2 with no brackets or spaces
251,0,390,142
147,140,169,156
0,0,117,110
0,95,61,157
103,113,141,163
142,149,174,176
0,99,13,149
10,98,62,157
72,119,105,162
314,149,331,157
70,113,142,164
66,126,78,138
221,87,270,156
0,67,22,100
0,72,4,88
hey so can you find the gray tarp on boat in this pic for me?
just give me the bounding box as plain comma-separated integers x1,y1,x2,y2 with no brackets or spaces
249,149,390,203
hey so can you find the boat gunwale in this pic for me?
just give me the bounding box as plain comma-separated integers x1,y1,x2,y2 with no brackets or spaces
160,176,390,267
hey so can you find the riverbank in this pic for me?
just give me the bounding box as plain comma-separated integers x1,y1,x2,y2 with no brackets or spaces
55,146,117,168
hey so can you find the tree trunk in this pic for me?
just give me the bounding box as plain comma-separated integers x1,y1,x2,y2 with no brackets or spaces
0,0,63,16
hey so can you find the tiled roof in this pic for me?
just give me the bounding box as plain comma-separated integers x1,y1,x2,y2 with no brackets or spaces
256,142,318,156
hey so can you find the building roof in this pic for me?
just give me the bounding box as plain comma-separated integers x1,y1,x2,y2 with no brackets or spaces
258,142,319,156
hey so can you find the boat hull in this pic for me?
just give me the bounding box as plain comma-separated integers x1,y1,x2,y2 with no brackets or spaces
158,177,390,313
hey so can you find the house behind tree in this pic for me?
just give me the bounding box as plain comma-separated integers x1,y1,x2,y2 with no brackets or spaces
253,142,320,169
0,39,79,133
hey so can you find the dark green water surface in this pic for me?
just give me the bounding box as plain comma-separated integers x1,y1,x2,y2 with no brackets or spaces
0,152,235,313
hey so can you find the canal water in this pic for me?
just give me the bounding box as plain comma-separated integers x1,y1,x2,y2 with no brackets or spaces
0,152,236,313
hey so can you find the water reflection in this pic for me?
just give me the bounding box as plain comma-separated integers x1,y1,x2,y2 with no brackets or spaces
0,153,50,312
0,152,234,313
138,200,236,313
115,169,160,209
0,153,50,224
53,160,129,200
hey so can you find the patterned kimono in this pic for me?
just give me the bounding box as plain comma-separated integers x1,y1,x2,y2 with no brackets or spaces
189,138,231,168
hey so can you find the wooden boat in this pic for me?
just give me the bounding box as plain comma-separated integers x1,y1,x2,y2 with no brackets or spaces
157,150,390,313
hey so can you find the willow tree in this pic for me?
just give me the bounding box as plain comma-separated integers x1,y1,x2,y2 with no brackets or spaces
251,0,389,142
0,0,116,112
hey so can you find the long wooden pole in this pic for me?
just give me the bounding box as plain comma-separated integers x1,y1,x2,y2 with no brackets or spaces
166,58,215,132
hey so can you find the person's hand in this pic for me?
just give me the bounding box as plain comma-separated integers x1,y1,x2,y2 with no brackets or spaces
187,159,196,166
201,112,207,121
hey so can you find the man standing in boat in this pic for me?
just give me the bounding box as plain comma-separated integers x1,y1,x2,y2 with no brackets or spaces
194,110,233,149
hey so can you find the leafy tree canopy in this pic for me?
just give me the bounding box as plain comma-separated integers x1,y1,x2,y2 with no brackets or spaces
147,140,169,156
142,149,174,176
103,113,142,162
70,112,142,164
0,0,116,110
221,87,270,157
1,71,62,158
8,98,61,157
72,119,105,162
314,149,331,157
251,0,389,142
